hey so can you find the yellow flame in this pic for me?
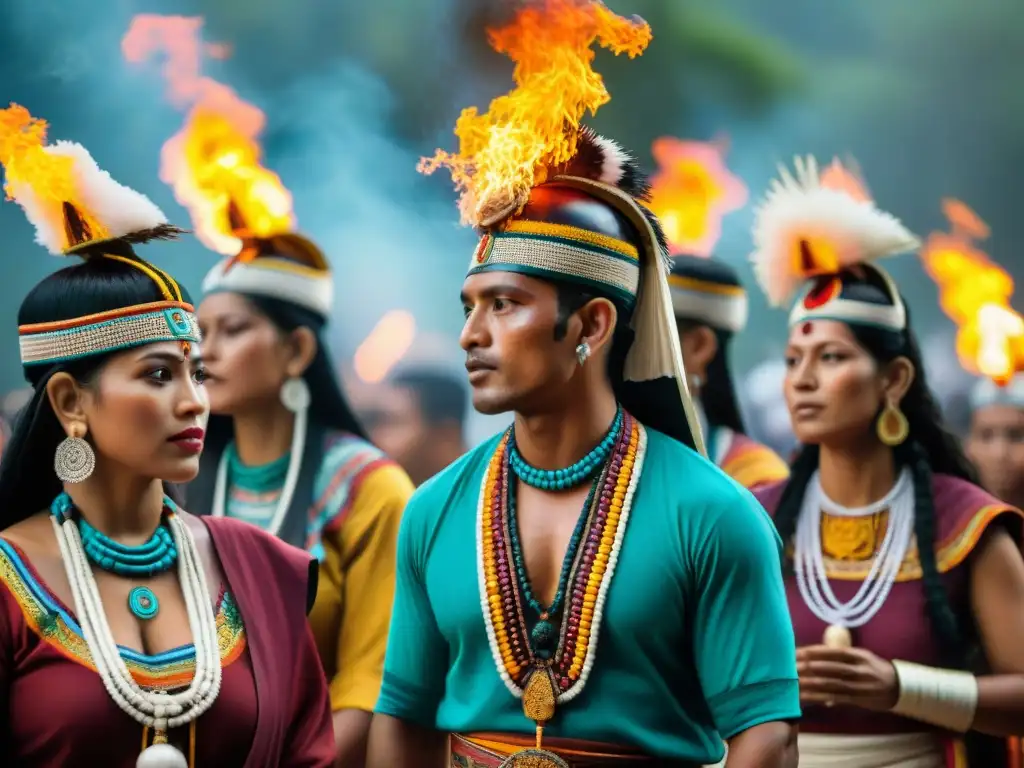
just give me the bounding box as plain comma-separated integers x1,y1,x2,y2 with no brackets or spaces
353,310,418,383
419,0,651,227
124,15,294,254
0,104,110,249
921,199,1024,385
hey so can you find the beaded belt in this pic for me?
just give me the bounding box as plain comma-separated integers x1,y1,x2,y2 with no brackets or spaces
450,734,700,767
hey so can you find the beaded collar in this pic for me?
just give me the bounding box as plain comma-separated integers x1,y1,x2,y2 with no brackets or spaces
478,410,646,708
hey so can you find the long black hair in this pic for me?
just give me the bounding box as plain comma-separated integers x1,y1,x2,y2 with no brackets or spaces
774,273,978,667
186,292,368,547
676,319,745,435
0,254,191,529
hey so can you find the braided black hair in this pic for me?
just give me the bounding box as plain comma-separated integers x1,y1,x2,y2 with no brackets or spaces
773,276,977,668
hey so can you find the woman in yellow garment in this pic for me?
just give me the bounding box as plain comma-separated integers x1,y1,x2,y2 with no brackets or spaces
187,230,413,765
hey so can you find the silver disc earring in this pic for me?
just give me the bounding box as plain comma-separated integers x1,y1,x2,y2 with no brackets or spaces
54,428,96,484
280,377,311,413
575,341,591,367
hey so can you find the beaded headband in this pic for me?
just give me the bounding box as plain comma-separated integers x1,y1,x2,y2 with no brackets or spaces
669,273,748,334
202,234,333,319
750,156,919,332
970,374,1024,411
469,219,640,307
0,104,198,368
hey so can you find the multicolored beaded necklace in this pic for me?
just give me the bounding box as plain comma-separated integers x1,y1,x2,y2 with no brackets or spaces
51,492,179,621
478,407,646,760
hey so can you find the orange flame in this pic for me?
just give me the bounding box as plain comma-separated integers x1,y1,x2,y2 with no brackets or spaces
920,199,1024,385
647,137,747,257
419,0,651,227
123,15,294,255
0,103,109,248
353,310,418,383
819,157,871,203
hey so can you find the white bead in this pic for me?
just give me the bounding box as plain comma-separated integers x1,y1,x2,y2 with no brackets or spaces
153,717,167,731
136,743,188,768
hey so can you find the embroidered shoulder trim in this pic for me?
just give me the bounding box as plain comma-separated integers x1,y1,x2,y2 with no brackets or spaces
720,439,790,491
823,503,1023,581
0,539,246,690
477,420,647,703
305,434,394,556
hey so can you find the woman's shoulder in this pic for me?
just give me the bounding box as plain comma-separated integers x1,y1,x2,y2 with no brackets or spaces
924,474,1022,575
750,479,790,518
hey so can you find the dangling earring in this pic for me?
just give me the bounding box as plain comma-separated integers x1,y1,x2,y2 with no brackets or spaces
54,423,96,483
687,373,703,390
876,399,909,446
575,341,591,367
280,377,311,414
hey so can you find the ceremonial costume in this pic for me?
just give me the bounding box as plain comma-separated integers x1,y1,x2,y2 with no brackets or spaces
0,106,333,766
669,254,789,490
189,230,413,714
750,156,1024,767
375,5,799,765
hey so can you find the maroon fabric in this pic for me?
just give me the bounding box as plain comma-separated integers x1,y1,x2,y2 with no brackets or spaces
755,474,1023,734
0,516,334,767
204,515,335,768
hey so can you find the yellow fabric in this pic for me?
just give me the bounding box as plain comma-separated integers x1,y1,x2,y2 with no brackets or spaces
308,462,413,711
722,445,790,491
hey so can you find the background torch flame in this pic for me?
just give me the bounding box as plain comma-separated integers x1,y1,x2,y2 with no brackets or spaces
0,104,109,250
123,15,294,255
418,0,651,228
647,136,747,257
920,198,1023,385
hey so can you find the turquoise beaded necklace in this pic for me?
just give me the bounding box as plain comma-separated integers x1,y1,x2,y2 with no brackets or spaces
51,492,178,621
506,476,599,659
509,406,623,490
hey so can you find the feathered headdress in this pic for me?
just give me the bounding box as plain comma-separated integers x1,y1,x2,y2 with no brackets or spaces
750,155,919,330
0,104,198,368
0,104,181,257
421,0,705,454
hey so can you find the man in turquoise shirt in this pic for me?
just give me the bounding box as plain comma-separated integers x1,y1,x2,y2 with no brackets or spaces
368,8,799,767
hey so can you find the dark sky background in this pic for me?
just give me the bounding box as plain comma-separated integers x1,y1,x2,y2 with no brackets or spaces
1,0,1021,443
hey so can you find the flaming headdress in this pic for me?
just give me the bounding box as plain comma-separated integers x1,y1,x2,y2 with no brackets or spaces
921,199,1023,387
124,15,333,319
750,156,919,331
423,0,704,453
0,104,198,368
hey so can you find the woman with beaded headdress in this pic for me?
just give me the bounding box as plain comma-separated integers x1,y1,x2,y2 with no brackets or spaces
367,3,801,767
965,375,1024,513
174,138,414,761
668,253,789,490
749,156,1024,767
0,105,334,767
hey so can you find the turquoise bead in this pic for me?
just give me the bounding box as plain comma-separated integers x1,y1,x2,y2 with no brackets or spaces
509,407,623,491
128,586,160,620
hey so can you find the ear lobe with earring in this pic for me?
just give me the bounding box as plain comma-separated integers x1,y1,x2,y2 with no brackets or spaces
575,341,591,367
876,398,909,447
54,423,96,483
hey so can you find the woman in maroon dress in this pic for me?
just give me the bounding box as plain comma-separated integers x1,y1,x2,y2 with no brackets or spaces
0,106,334,767
749,157,1024,767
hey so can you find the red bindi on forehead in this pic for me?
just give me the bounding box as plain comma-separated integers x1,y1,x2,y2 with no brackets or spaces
801,321,813,335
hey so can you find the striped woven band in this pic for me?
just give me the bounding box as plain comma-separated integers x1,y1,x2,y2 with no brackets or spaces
789,265,906,331
669,274,748,333
19,301,200,367
468,220,640,305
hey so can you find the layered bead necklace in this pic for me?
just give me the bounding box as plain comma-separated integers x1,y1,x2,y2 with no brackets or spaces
478,407,645,766
794,468,914,648
51,492,222,768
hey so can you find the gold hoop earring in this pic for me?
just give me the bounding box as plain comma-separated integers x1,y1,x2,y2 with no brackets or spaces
876,400,909,447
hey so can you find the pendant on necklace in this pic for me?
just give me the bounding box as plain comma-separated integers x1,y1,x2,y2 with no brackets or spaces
530,612,556,660
137,729,187,768
823,624,852,648
129,586,160,621
505,670,567,768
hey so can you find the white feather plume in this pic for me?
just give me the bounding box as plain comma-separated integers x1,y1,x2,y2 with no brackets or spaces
590,132,629,186
10,140,168,255
750,155,920,306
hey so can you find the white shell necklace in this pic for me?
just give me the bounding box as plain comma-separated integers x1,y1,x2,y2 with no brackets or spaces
795,467,914,631
211,402,306,538
51,508,222,766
